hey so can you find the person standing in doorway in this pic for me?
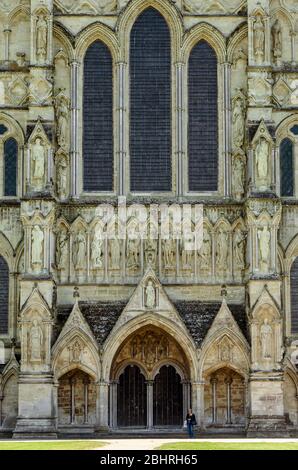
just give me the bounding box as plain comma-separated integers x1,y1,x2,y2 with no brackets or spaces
185,408,197,438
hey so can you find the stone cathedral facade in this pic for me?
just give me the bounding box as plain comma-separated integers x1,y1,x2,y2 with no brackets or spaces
0,0,298,438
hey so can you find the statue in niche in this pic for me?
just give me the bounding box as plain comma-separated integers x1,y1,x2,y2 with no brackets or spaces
232,98,245,149
91,227,103,269
199,231,211,269
36,14,48,63
55,96,68,148
145,280,156,309
57,230,68,269
109,238,121,269
260,318,273,359
256,137,269,182
70,340,82,363
216,230,229,269
272,19,282,63
57,156,67,199
234,230,246,268
31,225,44,266
32,138,45,188
182,235,194,268
253,15,265,61
233,156,245,198
74,231,86,270
144,239,157,267
29,319,43,362
258,226,270,271
163,238,175,268
127,237,140,270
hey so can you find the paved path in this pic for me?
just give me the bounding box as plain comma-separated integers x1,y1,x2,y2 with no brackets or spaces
99,438,298,451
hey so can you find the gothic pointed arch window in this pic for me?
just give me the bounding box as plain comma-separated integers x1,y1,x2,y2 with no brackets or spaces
83,40,113,192
4,138,18,197
188,40,218,192
290,257,298,333
0,255,9,334
280,137,294,197
130,8,172,192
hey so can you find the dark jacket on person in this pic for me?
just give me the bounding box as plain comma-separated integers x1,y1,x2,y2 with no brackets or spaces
186,413,197,425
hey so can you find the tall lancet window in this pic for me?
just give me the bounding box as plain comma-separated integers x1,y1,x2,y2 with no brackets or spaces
290,257,298,333
83,40,113,192
280,138,294,197
0,255,9,334
4,137,17,196
130,8,172,192
188,41,218,192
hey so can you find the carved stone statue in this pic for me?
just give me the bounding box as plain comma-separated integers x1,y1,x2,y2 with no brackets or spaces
182,235,193,268
74,231,86,270
233,156,245,198
31,225,44,266
234,230,246,268
57,156,67,199
36,14,48,63
32,138,45,187
55,96,68,148
127,238,140,269
145,280,156,309
258,226,271,271
91,227,103,269
260,318,273,359
144,239,157,266
256,137,269,182
110,238,121,269
232,98,245,148
29,319,43,362
253,15,265,61
199,231,211,269
216,230,228,269
57,230,68,269
272,19,282,63
163,238,175,268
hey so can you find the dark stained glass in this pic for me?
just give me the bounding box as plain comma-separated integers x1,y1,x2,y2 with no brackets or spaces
290,257,298,333
0,256,9,334
280,138,294,197
4,138,17,197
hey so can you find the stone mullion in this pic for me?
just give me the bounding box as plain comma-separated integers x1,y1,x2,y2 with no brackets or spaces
146,381,154,430
0,140,4,197
3,27,11,63
70,60,80,198
223,62,232,197
175,62,185,196
290,31,296,66
117,62,127,196
211,377,217,424
225,378,232,425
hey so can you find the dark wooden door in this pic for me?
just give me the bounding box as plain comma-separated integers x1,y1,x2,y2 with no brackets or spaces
117,365,147,427
153,365,183,426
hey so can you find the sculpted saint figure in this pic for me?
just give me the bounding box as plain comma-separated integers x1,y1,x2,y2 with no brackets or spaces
254,15,265,60
234,230,246,267
32,138,45,186
163,238,175,268
57,156,67,199
256,137,269,181
272,19,282,62
127,238,140,269
91,227,103,269
232,98,245,148
199,231,211,269
30,319,43,362
110,238,121,269
233,156,245,197
182,235,193,267
74,231,86,269
56,97,68,148
260,318,273,359
36,14,48,63
31,225,44,266
216,230,228,269
145,280,156,309
258,226,270,270
57,230,68,269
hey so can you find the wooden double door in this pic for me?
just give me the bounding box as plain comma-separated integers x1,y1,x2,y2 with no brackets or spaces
117,364,183,428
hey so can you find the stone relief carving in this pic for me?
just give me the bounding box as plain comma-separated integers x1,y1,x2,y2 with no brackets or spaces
198,230,211,270
258,226,270,273
260,318,273,359
216,229,229,270
232,94,246,150
127,237,140,271
31,137,46,190
163,238,176,269
56,229,68,270
255,137,269,184
91,224,103,269
55,0,120,14
31,225,44,268
144,238,157,267
109,237,121,270
56,151,68,200
253,14,265,62
183,0,244,14
55,93,69,149
233,153,246,200
233,229,246,269
73,231,87,270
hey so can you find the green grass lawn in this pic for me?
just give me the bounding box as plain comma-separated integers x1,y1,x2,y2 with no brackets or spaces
0,440,106,451
158,442,298,451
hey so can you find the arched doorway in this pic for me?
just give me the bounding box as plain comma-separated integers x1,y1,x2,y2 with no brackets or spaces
110,326,190,429
153,365,183,427
117,365,147,428
57,369,96,428
204,367,246,428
